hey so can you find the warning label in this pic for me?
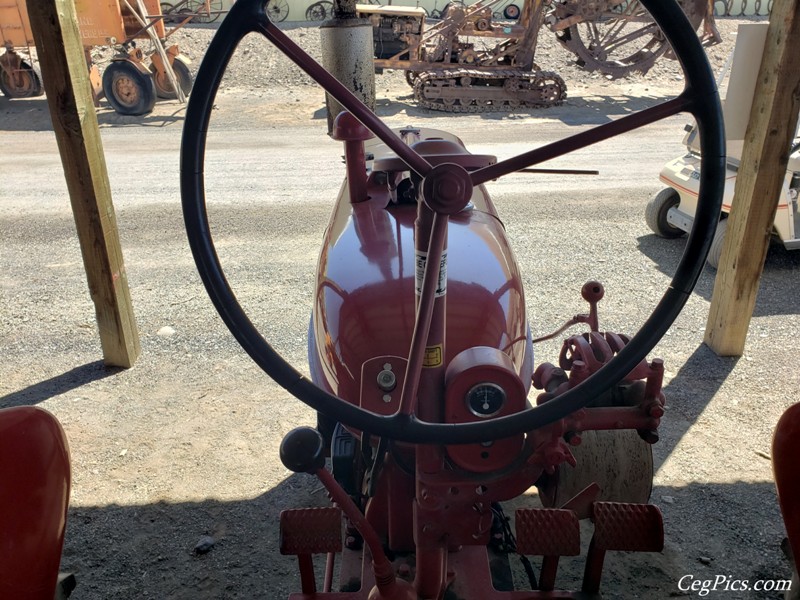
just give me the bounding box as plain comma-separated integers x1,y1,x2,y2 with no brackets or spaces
423,344,443,368
415,250,447,297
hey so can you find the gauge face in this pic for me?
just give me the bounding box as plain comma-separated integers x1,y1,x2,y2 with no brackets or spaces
465,383,506,418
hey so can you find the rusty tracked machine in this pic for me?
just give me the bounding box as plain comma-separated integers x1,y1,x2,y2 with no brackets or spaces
358,0,709,112
361,0,567,112
180,0,725,596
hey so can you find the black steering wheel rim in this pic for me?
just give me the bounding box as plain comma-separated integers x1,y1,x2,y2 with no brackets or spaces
180,0,724,444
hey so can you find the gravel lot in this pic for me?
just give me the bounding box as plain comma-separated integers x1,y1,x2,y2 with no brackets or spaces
2,13,799,600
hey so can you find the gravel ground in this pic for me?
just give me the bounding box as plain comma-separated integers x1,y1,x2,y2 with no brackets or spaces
2,12,798,600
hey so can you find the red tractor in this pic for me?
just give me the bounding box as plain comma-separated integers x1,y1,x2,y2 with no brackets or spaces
179,0,728,597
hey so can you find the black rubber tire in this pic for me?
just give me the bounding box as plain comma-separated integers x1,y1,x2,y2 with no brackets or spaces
645,187,684,238
0,59,44,98
103,60,157,116
151,56,194,99
707,217,727,269
503,3,520,19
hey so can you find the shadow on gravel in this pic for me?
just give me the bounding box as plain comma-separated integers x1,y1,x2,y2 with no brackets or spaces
366,93,676,126
3,91,673,132
637,233,800,317
0,361,121,409
656,343,738,467
59,477,791,599
0,98,185,132
61,473,321,599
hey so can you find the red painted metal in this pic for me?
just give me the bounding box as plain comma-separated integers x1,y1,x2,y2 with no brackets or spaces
293,124,675,599
316,468,418,600
310,132,531,412
582,502,664,594
280,507,343,555
773,403,800,578
0,406,71,600
444,347,527,472
332,112,374,205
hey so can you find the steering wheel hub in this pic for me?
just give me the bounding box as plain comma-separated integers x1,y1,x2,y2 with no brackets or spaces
421,163,474,215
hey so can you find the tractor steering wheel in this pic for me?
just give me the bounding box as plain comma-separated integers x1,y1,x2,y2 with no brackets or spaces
180,0,724,445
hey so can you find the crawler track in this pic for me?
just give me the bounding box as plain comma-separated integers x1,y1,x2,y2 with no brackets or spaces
412,68,567,112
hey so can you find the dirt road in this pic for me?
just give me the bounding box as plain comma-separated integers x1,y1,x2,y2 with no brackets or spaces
2,33,799,598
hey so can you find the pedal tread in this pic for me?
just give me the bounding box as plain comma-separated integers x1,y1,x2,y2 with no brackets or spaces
515,508,580,556
280,507,342,555
592,502,663,552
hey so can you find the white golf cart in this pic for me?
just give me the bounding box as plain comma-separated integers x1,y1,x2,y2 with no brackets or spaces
646,23,800,268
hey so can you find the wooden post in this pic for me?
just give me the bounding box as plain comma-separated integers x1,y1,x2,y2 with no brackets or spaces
26,0,141,368
704,0,800,356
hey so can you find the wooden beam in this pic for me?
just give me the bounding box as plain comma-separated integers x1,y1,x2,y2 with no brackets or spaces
704,0,800,356
26,0,141,368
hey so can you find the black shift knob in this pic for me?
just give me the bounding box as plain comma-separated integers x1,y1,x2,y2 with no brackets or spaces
280,427,326,474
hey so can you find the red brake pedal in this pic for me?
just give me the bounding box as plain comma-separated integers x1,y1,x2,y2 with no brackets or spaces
280,507,343,555
592,502,664,552
515,508,581,556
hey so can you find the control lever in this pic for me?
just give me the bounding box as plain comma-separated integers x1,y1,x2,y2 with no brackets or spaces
280,427,415,600
532,281,605,344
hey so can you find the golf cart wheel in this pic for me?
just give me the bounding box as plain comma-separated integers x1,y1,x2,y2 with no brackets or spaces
538,430,654,507
646,187,684,238
103,60,157,116
151,55,193,99
0,59,44,98
707,217,728,269
503,3,520,19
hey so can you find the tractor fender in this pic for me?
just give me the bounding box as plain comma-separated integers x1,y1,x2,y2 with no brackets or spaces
0,406,71,600
111,55,152,77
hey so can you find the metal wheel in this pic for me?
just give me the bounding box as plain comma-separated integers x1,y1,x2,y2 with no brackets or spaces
161,2,179,23
645,187,684,238
181,0,724,445
267,0,290,22
187,0,224,23
305,0,333,20
151,55,194,99
558,0,705,78
0,58,44,98
102,60,157,116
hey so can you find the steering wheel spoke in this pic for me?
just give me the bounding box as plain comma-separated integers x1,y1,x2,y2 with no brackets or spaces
471,94,691,186
254,13,434,178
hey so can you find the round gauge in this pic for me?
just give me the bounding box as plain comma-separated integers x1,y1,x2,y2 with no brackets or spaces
465,383,506,418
